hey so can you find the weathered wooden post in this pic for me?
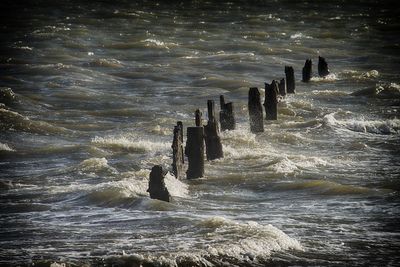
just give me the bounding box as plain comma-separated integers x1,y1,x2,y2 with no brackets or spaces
264,81,279,120
285,66,295,93
278,78,286,97
302,59,312,82
318,56,330,77
248,87,264,133
204,100,223,160
185,126,204,179
195,109,202,127
172,122,184,179
147,165,170,202
219,95,236,131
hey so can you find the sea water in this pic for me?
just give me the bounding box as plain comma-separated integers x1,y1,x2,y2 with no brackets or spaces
0,1,399,266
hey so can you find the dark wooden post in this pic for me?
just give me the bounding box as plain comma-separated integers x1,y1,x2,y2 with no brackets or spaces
186,126,204,179
302,59,312,82
147,165,170,202
248,87,264,133
195,109,202,127
219,95,236,131
172,122,184,179
264,81,279,120
204,100,223,160
278,78,286,97
285,66,295,94
318,56,330,77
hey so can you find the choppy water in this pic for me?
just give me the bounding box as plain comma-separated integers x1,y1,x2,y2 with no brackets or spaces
1,0,400,266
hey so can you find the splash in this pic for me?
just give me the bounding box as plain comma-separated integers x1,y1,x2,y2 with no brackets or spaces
164,172,189,198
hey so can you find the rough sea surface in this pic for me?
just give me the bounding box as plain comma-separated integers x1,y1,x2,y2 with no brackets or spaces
0,0,399,266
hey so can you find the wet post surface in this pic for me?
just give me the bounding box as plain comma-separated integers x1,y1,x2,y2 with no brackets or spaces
185,126,205,179
302,59,312,82
248,87,264,133
147,165,170,202
318,56,330,77
264,81,279,120
278,78,286,97
172,121,184,179
204,100,223,160
219,95,236,131
285,66,295,93
195,109,202,127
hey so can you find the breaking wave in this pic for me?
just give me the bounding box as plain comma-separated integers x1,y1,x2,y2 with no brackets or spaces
0,142,15,152
0,108,71,134
323,113,400,134
104,216,302,266
91,136,170,153
351,82,400,98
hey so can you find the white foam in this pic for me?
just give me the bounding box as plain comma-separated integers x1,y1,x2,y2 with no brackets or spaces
310,73,338,82
200,216,303,259
0,142,15,151
78,157,118,175
142,38,178,49
360,70,379,79
324,113,400,134
268,157,299,174
290,32,312,39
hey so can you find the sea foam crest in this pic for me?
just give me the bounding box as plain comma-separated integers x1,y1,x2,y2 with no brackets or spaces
0,142,15,152
91,136,170,153
310,73,338,82
78,157,118,175
200,216,303,260
323,113,400,134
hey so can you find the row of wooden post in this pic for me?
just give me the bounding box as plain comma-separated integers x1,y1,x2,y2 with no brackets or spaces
148,56,330,201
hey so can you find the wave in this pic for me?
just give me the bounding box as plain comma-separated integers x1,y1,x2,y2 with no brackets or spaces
351,83,400,98
91,136,170,153
84,58,123,68
0,87,17,105
0,108,71,135
275,180,381,196
78,157,118,176
290,32,312,39
340,69,379,80
142,38,179,50
104,216,302,266
0,142,15,152
310,73,338,82
323,113,400,134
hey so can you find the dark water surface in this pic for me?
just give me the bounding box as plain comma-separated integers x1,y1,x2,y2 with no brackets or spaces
1,1,399,266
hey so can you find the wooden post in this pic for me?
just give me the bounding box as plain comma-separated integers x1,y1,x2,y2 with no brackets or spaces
204,100,223,160
172,122,184,179
219,95,236,131
318,56,330,77
285,66,295,94
195,109,202,127
302,59,312,82
147,165,170,202
278,78,286,97
186,127,204,179
264,81,278,120
248,87,264,133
